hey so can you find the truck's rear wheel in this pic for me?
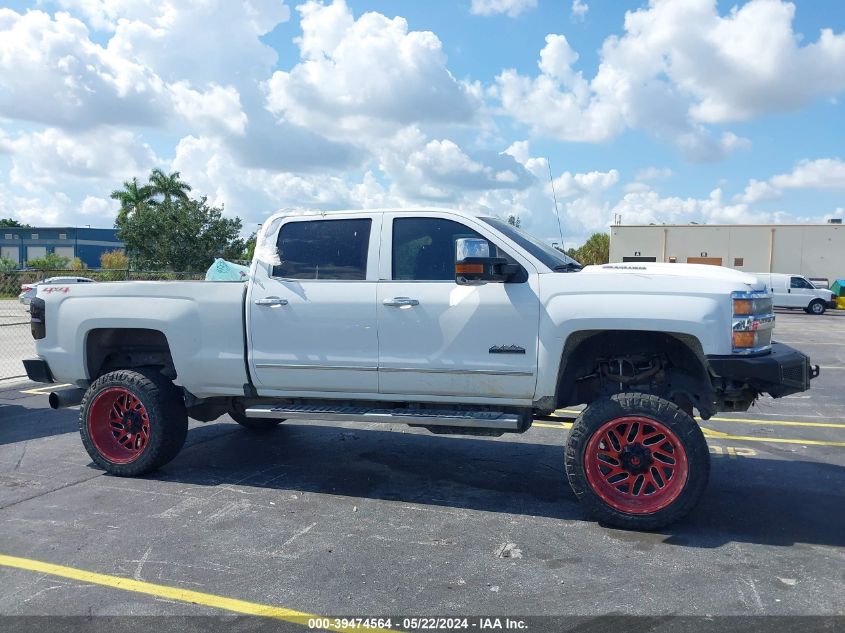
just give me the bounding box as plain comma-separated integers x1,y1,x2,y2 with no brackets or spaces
79,368,188,477
565,393,709,530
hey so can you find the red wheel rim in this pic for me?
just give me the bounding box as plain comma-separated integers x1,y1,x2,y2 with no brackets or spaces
87,387,151,464
584,415,688,515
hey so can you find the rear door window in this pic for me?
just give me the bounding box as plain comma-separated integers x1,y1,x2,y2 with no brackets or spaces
273,218,371,280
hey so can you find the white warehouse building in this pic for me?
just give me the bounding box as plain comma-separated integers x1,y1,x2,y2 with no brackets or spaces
608,222,845,283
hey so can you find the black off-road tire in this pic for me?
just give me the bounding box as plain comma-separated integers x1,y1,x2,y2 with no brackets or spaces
565,393,710,530
807,300,826,315
79,368,188,477
228,407,284,430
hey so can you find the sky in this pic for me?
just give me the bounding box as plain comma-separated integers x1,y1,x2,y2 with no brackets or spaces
0,0,844,248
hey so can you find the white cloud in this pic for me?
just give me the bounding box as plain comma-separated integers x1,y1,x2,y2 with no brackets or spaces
612,188,773,227
80,195,119,218
732,158,845,204
470,0,537,18
0,9,166,129
376,129,534,201
496,35,623,143
263,0,480,139
5,127,158,189
571,0,589,22
496,0,845,160
552,169,619,199
169,82,249,136
733,179,781,204
769,158,845,190
106,0,290,84
0,184,72,226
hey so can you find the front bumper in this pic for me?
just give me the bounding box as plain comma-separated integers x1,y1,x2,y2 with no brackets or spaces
707,342,819,398
22,357,55,384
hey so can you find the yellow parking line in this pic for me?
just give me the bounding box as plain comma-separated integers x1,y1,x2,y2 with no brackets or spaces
20,384,70,395
533,421,573,430
704,416,845,429
555,408,845,429
699,427,845,448
0,553,397,632
535,418,845,448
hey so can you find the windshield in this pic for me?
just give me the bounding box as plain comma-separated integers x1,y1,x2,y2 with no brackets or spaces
480,217,582,271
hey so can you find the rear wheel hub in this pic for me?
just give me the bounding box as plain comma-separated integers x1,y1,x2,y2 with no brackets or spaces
87,387,151,464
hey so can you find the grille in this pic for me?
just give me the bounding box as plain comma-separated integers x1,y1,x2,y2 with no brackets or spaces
782,361,806,387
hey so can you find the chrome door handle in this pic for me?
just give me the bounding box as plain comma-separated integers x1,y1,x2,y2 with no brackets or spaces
255,296,288,307
383,297,419,307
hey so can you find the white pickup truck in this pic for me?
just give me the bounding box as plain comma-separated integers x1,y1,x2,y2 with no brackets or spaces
24,208,819,529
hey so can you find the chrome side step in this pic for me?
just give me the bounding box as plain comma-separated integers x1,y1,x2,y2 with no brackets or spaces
243,404,521,430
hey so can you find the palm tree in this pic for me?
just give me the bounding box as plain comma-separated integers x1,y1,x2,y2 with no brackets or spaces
148,169,192,204
110,177,153,222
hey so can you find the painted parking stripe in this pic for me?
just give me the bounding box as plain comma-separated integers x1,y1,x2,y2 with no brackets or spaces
533,418,845,448
19,384,70,395
703,416,845,429
0,553,398,632
554,408,845,429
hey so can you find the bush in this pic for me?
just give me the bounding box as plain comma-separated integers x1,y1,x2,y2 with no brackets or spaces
71,256,86,270
0,257,17,273
26,252,69,270
100,249,129,269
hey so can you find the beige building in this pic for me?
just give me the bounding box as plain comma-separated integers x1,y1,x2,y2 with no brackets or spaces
609,223,845,283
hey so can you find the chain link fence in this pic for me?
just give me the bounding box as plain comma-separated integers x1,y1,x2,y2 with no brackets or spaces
0,269,205,382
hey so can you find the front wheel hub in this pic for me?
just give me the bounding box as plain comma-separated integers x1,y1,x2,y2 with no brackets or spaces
584,415,689,515
619,443,653,474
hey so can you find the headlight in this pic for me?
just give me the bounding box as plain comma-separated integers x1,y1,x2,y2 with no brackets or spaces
731,291,774,354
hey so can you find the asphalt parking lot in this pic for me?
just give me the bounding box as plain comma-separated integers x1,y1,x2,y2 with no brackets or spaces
0,310,843,626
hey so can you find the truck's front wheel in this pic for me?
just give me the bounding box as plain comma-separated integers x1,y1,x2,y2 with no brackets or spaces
79,368,188,477
565,393,709,530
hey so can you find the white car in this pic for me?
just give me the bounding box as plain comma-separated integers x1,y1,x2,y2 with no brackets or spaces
19,276,95,305
23,208,818,530
753,273,836,315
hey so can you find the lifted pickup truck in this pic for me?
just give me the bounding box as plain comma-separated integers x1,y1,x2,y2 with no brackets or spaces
24,208,818,529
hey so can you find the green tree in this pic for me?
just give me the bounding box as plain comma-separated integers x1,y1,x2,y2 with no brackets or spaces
0,218,29,228
117,196,243,271
242,232,257,261
568,232,610,266
26,252,70,270
110,177,153,222
148,168,192,205
0,257,18,272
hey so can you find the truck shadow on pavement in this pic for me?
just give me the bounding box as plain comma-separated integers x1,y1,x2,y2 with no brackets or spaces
151,421,845,550
0,403,77,446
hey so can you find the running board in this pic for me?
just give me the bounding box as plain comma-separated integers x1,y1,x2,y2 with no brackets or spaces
244,404,522,430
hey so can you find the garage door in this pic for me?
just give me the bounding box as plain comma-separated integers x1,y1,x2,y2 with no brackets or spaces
1,246,19,264
26,246,47,261
54,246,75,260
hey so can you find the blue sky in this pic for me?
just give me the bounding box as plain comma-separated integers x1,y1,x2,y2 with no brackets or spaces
1,0,844,246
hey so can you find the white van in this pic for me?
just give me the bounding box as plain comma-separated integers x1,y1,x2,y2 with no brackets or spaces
754,273,836,315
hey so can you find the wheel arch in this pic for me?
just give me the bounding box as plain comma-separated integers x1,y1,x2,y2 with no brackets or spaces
554,329,715,417
85,328,176,381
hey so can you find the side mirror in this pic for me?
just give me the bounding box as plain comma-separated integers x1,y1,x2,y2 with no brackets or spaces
455,237,518,285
